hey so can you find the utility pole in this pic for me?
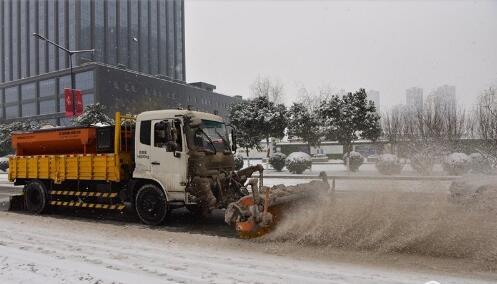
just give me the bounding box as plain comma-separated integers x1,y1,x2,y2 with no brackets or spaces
32,33,94,116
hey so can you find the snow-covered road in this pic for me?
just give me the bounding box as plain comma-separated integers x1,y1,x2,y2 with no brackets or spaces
0,212,494,284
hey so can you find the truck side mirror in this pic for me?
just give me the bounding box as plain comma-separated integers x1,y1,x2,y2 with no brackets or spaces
231,130,237,152
164,121,174,142
163,121,179,152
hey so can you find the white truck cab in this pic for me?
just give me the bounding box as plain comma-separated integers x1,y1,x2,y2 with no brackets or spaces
133,109,230,203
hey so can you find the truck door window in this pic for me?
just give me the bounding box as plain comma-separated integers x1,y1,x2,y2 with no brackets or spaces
140,120,151,145
154,120,182,152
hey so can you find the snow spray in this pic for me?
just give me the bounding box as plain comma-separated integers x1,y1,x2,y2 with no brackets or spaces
263,190,497,268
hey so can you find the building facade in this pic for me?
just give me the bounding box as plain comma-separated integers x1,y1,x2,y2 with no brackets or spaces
405,87,423,112
0,0,185,84
0,63,239,125
0,0,241,125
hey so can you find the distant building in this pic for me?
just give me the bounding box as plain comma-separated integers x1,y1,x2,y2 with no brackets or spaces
367,90,380,112
405,87,423,112
391,104,405,114
427,85,456,113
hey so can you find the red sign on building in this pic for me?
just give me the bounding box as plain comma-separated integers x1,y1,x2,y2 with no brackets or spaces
64,88,84,117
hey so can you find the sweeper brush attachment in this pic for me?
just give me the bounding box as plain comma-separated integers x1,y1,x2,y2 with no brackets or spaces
225,172,330,238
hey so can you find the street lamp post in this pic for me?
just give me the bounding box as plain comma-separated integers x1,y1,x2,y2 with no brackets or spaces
32,33,95,116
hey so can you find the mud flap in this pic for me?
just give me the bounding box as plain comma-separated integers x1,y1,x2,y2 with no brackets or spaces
8,194,25,211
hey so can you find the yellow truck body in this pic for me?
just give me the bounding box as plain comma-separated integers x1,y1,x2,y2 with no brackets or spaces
8,113,134,184
8,153,122,184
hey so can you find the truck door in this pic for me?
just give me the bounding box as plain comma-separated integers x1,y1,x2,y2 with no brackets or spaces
135,120,152,173
150,119,187,194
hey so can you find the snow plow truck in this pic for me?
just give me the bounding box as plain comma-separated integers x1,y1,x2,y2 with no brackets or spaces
7,110,329,237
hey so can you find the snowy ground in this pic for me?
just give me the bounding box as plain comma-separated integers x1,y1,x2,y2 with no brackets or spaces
0,171,496,283
0,212,495,284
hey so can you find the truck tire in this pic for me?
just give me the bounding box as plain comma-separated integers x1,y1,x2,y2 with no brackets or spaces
135,184,168,226
23,181,48,214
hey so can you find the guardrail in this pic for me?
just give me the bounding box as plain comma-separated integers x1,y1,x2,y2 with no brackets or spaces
253,174,461,191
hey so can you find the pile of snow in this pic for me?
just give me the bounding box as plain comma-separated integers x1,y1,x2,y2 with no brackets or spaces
91,122,112,127
285,152,312,174
375,154,404,175
40,125,55,129
442,153,471,176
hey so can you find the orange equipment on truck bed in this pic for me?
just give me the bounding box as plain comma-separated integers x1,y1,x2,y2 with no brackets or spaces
12,127,98,156
8,113,135,184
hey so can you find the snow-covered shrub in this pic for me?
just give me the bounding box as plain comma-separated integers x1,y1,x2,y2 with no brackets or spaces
285,152,312,174
269,152,287,171
343,151,364,172
469,153,492,174
375,154,404,175
72,103,114,126
0,120,41,156
442,153,471,176
410,151,435,176
234,154,244,170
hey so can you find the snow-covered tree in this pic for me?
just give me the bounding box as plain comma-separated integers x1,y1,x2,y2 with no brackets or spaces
318,89,381,154
72,103,114,127
229,96,287,158
228,100,264,158
252,96,288,157
287,102,323,148
0,120,41,155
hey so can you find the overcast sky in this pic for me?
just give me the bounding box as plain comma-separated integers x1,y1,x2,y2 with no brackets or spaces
185,0,497,109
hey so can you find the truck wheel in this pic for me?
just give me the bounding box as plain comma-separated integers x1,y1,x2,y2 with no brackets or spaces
24,181,48,214
135,184,168,226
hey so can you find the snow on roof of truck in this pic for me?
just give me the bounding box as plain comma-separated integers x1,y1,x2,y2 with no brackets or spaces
137,109,224,122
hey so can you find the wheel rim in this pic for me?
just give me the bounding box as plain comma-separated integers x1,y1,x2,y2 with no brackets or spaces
136,187,166,224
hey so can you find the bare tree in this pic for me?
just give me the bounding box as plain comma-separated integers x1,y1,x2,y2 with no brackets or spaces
297,85,333,112
415,100,466,144
475,87,497,141
381,107,404,154
468,86,497,163
383,99,468,158
250,75,285,104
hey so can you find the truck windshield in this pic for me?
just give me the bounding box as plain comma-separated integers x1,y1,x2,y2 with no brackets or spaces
193,120,230,152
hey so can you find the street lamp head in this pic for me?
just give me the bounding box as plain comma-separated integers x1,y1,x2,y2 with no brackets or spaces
71,49,96,54
32,33,46,41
